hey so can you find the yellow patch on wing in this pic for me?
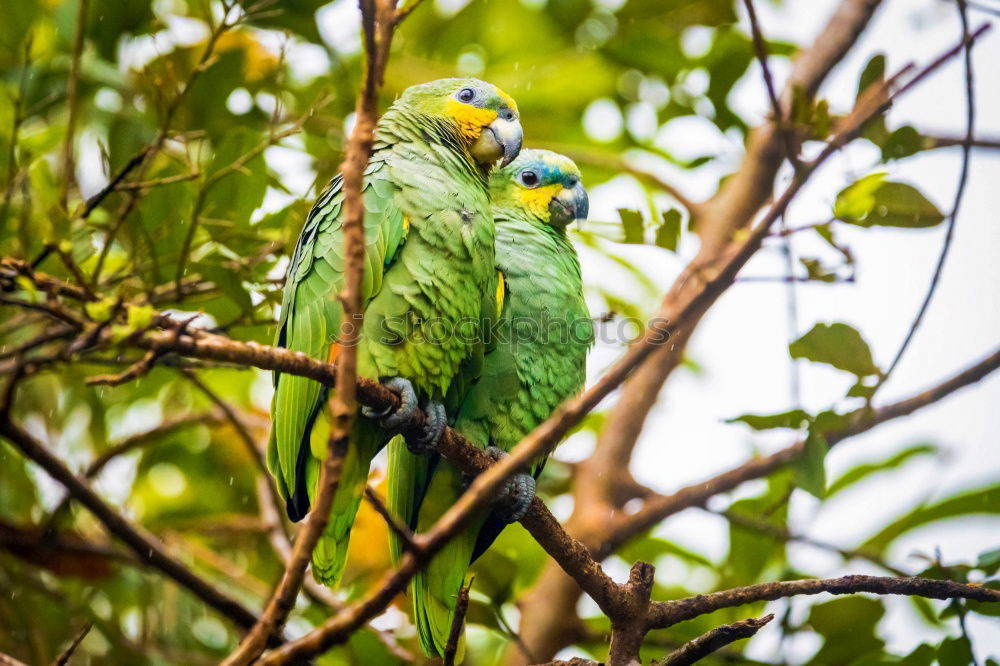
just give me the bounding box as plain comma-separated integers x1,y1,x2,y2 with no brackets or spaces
402,214,410,235
516,184,562,220
495,270,506,319
445,99,498,142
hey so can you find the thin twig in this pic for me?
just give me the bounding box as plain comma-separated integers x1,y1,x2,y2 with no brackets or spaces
876,0,976,391
365,486,418,553
656,615,773,666
443,579,472,666
394,0,427,24
92,2,240,284
742,0,802,169
43,411,222,530
59,0,88,208
81,147,149,218
51,622,93,666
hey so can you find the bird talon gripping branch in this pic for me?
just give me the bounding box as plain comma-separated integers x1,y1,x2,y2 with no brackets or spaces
487,446,537,524
361,376,418,429
406,401,447,455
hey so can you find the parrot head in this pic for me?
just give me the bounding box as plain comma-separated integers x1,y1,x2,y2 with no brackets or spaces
399,78,522,168
491,149,589,227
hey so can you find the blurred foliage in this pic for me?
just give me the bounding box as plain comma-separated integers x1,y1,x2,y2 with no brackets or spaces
0,0,995,664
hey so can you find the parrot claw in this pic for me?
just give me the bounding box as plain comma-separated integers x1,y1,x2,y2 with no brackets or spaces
406,401,447,455
487,447,536,523
362,377,418,430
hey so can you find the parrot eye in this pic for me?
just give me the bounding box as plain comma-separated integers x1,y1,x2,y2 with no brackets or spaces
457,87,477,103
518,169,540,188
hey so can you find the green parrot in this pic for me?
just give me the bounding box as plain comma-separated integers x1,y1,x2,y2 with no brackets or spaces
387,150,593,659
268,78,522,587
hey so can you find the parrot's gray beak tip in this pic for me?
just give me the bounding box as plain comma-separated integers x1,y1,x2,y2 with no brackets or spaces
500,127,522,168
550,183,589,227
472,116,522,169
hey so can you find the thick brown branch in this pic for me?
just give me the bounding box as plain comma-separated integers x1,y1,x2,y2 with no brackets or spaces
649,575,1000,628
656,615,773,666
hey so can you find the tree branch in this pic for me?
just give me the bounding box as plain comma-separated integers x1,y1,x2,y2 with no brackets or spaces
648,575,1000,629
655,615,773,666
442,580,472,666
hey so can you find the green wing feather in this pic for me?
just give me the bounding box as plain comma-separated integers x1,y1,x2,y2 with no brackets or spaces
268,151,406,520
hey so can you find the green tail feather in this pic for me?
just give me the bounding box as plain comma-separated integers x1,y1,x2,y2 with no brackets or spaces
409,463,486,660
308,419,383,587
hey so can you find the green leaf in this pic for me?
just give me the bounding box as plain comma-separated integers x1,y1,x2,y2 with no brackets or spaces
811,409,851,433
976,547,1000,576
846,377,878,399
827,443,937,497
795,428,828,499
857,54,886,101
807,596,885,664
728,409,810,431
654,209,682,251
834,175,945,229
881,125,927,162
726,493,789,583
0,0,40,52
898,643,936,666
205,129,269,228
938,636,975,666
618,208,645,244
197,262,253,313
799,257,838,282
861,485,1000,554
789,322,879,377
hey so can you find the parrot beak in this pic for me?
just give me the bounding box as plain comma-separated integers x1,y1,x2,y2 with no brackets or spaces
471,115,523,168
549,182,589,227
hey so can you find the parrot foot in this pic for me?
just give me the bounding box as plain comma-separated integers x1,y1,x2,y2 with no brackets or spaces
487,447,536,523
361,377,418,430
405,401,447,455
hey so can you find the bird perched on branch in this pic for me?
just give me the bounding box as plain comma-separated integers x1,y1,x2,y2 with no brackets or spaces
268,78,522,586
387,150,593,660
